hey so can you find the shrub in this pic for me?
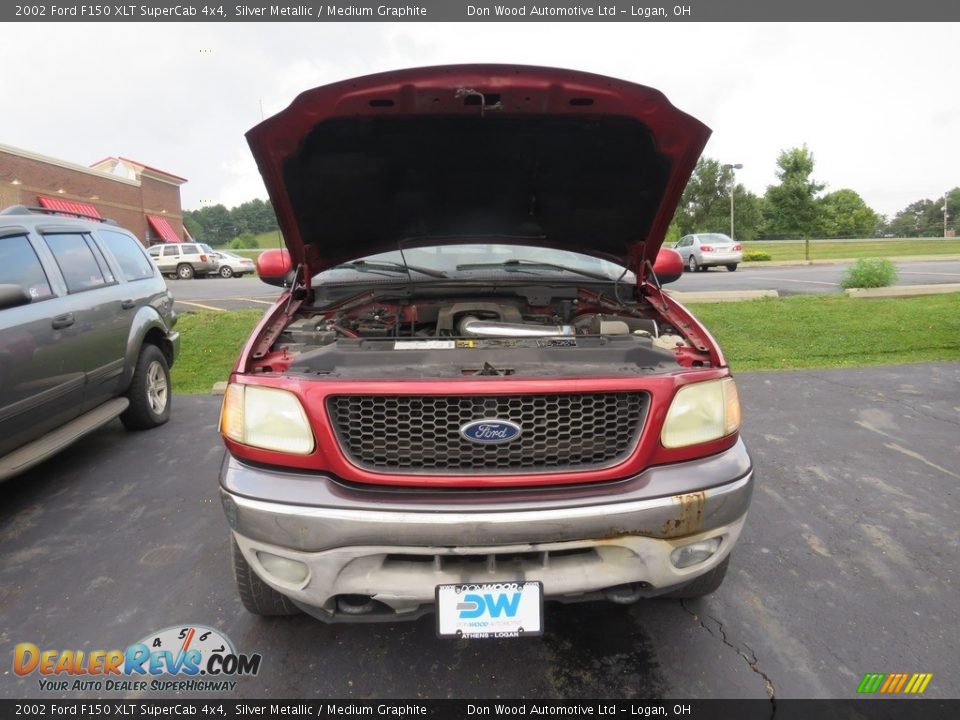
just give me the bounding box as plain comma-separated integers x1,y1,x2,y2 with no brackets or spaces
743,251,772,262
230,232,259,250
840,258,898,289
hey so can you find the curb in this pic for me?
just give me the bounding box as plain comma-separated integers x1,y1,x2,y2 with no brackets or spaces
211,381,228,396
844,284,960,299
743,255,960,267
666,289,779,303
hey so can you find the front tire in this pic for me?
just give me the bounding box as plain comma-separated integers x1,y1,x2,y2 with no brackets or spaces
121,345,171,430
664,555,730,599
219,266,234,279
232,539,300,616
687,256,699,273
726,264,738,272
176,263,195,280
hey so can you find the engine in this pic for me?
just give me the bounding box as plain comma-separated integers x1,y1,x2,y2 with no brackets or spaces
256,295,695,379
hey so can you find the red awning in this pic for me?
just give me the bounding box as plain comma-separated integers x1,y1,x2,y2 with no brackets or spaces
146,214,181,243
37,195,103,219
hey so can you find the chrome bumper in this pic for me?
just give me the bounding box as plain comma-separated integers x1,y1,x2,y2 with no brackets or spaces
220,439,753,550
219,440,753,619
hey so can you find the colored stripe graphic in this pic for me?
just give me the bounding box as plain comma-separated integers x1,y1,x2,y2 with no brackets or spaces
857,672,932,694
857,673,885,693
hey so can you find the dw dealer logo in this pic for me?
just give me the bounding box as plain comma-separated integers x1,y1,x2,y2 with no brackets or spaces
457,592,522,619
13,625,262,693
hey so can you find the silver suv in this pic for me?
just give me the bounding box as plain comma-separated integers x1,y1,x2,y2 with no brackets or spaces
0,205,179,482
147,242,218,279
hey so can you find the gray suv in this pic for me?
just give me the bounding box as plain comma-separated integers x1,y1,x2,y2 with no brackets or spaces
0,205,180,482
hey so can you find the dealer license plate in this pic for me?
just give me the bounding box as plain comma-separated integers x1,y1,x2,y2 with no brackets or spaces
436,581,543,638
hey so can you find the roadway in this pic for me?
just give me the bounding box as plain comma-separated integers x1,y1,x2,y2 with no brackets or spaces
168,259,960,312
2,364,957,700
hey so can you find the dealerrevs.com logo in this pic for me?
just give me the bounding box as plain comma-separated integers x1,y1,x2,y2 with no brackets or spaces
14,625,261,693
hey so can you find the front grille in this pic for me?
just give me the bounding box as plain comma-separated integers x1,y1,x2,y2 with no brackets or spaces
326,392,648,474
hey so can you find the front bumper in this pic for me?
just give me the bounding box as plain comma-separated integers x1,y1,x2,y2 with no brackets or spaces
220,439,753,621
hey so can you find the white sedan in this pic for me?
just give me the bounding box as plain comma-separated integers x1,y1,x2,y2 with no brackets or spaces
212,250,257,278
674,233,743,272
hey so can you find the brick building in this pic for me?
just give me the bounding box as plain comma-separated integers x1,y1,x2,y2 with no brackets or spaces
0,144,187,246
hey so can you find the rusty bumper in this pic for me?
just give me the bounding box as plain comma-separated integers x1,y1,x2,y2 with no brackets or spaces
220,438,754,552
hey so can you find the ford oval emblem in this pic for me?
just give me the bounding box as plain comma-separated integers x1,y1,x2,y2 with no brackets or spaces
460,419,522,444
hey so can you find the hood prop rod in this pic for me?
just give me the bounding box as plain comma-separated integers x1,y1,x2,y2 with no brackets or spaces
644,259,670,312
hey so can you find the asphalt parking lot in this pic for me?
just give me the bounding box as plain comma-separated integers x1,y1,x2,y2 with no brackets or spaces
169,259,960,311
669,259,960,296
1,363,957,701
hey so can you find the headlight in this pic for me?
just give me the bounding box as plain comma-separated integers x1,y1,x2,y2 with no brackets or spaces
220,384,315,454
661,378,741,449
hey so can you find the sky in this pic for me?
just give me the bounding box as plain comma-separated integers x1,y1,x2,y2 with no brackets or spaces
1,22,956,218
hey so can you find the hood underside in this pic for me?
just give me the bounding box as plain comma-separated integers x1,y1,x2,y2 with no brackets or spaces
246,64,711,278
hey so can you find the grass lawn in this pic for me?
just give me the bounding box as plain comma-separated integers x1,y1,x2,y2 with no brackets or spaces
170,310,264,394
687,294,960,371
743,238,960,262
169,295,960,394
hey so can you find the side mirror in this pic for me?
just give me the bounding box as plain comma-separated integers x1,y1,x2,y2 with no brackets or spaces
0,284,33,310
256,249,294,287
652,247,683,285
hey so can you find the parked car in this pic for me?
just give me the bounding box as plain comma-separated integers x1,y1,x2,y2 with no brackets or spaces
674,233,743,272
212,250,256,278
0,205,179,482
147,242,218,279
218,66,753,634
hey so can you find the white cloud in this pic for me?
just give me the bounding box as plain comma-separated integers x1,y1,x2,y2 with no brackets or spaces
1,22,956,217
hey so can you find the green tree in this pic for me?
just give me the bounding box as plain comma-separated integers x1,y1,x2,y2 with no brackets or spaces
182,211,205,240
763,145,825,238
672,158,729,236
733,189,764,241
947,187,960,236
669,158,763,240
818,189,881,238
199,204,234,245
888,199,941,237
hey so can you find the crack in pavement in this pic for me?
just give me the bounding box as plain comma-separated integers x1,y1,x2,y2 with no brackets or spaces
681,600,777,717
804,372,960,429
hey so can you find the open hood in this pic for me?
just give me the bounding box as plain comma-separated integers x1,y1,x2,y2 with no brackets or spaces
246,64,711,282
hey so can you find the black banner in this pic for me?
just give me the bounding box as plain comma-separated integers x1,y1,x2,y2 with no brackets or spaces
1,700,959,720
3,1,959,23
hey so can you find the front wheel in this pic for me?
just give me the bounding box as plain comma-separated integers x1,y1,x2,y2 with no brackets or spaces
687,256,699,273
232,539,300,616
219,265,234,278
121,345,171,430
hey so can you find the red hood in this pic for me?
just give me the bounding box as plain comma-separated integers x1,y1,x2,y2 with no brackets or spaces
246,64,710,280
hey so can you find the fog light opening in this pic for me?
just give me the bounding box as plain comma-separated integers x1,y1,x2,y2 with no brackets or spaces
256,551,309,584
670,537,722,569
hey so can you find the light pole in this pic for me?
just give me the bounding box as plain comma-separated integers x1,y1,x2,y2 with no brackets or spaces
722,163,743,239
945,191,949,239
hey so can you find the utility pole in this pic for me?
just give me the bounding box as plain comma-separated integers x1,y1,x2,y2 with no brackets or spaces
945,191,949,239
722,163,743,239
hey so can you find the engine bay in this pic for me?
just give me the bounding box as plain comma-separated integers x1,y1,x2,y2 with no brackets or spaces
249,287,708,378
